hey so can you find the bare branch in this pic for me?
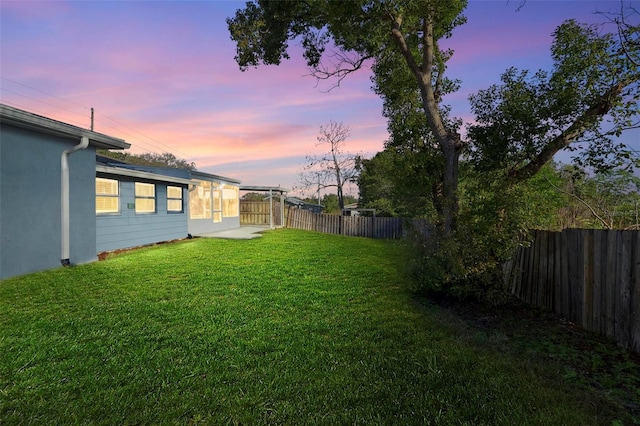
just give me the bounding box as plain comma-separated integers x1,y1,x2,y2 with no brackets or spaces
297,121,360,209
307,50,374,92
544,177,613,229
596,2,640,66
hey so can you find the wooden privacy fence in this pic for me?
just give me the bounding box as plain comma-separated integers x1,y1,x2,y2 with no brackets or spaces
286,207,406,239
240,201,284,227
504,229,640,352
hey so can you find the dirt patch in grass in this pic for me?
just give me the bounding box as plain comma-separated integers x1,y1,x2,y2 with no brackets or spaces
424,295,640,424
97,237,195,261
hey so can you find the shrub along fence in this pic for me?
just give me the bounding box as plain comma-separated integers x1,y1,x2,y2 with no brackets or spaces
504,229,640,352
286,207,418,239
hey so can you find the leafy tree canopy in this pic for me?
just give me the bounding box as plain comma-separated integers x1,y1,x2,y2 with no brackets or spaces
98,150,196,171
228,0,468,234
468,18,640,181
241,192,267,201
321,193,358,214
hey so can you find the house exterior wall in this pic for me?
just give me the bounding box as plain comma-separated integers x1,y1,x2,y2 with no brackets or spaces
0,124,97,280
96,178,188,253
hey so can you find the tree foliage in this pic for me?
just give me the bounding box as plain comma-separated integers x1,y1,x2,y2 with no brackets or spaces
228,0,467,234
228,1,640,302
357,148,439,218
413,11,639,301
319,193,358,214
241,192,266,201
468,19,640,181
98,150,196,171
548,165,640,230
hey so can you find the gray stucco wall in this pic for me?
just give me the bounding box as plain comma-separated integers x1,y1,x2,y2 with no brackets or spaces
0,125,97,280
96,179,188,253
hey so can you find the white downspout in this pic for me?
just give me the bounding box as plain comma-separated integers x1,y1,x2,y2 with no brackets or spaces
61,136,89,266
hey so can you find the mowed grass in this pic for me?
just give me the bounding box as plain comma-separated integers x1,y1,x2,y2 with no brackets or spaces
0,229,617,424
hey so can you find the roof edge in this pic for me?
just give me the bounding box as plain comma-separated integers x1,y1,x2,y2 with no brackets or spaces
1,104,130,150
192,170,241,185
96,165,195,185
240,185,289,193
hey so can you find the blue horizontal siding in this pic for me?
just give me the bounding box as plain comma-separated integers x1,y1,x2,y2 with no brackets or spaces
96,181,188,253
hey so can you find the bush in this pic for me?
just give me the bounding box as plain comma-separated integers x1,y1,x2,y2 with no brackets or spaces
407,228,514,305
406,173,549,304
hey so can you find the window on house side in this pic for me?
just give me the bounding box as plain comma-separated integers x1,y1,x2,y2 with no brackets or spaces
167,186,183,213
189,180,211,219
96,178,119,214
222,186,239,217
212,185,222,223
135,182,156,213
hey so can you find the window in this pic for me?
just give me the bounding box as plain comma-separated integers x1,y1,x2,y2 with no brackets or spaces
167,186,183,213
188,181,237,220
96,178,119,214
222,185,239,217
135,182,156,213
189,180,211,219
212,185,222,223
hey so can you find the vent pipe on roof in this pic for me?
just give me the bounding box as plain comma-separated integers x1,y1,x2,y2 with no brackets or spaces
61,136,89,266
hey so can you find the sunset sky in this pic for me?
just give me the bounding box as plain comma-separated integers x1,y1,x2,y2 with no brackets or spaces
1,0,638,195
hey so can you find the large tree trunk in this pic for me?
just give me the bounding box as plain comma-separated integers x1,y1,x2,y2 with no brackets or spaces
391,12,461,236
440,138,460,235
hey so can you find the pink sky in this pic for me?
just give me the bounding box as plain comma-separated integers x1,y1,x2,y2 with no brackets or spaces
1,0,637,195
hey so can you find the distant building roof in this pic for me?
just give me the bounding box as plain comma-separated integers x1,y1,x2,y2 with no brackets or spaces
286,197,324,209
1,104,130,150
240,185,289,193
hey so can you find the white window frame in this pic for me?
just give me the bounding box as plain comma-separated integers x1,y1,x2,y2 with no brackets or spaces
189,180,211,219
96,177,120,215
212,184,222,223
135,182,156,214
222,185,239,218
167,186,184,213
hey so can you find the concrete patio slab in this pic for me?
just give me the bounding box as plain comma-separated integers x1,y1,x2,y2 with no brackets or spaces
194,226,271,240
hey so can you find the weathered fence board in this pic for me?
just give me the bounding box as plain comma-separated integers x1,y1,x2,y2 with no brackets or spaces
286,208,408,239
240,201,284,226
506,229,640,352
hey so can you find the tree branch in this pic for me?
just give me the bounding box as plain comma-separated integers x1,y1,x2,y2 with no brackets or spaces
544,177,613,229
509,77,637,181
308,50,374,91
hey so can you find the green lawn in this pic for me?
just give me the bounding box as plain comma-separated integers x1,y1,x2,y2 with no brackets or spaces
0,229,626,424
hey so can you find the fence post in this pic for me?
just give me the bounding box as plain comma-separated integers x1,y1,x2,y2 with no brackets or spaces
631,232,640,352
583,230,594,330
